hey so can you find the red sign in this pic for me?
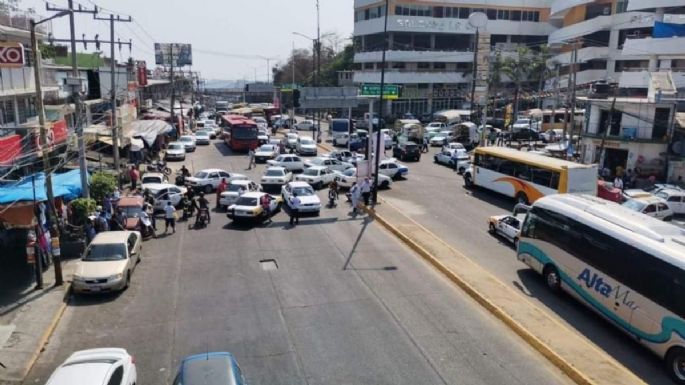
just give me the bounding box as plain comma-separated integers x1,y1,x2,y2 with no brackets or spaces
136,61,148,86
0,43,24,68
0,134,22,165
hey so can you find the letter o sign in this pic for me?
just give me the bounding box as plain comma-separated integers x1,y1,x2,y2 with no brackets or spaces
0,43,25,68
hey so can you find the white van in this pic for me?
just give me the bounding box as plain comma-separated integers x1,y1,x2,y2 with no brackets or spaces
655,188,685,215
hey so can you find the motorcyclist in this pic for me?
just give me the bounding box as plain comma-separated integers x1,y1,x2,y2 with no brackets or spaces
180,165,190,178
194,192,211,225
327,182,338,208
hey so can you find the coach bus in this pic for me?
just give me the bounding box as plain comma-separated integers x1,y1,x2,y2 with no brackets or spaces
517,194,685,382
464,146,597,204
221,114,258,152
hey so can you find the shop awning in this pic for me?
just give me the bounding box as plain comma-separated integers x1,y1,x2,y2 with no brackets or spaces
0,169,86,205
128,120,173,146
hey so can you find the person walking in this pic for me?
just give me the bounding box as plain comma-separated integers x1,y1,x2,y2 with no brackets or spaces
289,193,301,225
129,165,139,191
164,201,176,234
360,177,372,206
349,182,360,215
216,178,227,209
260,194,272,224
422,136,429,153
247,147,256,170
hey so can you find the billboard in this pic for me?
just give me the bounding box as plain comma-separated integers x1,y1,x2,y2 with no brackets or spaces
154,43,192,66
0,42,24,68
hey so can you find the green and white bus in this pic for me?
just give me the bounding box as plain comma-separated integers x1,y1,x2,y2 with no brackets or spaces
517,194,685,383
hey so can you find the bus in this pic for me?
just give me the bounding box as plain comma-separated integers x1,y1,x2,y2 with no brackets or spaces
465,146,597,204
221,115,258,151
517,194,685,382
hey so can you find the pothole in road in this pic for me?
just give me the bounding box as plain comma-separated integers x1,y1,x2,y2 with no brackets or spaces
259,259,278,271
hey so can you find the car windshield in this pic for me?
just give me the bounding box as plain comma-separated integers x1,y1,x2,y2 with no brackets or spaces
343,169,356,177
287,134,298,139
120,206,142,218
168,144,183,150
259,145,274,151
142,176,162,183
196,132,209,137
194,172,208,179
515,119,530,125
180,136,192,142
623,199,647,211
303,168,319,176
300,139,314,145
235,197,258,206
265,169,284,177
292,186,314,196
84,243,127,261
228,184,246,192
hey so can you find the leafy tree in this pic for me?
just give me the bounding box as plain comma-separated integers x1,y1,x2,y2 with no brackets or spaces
500,46,548,119
70,198,95,226
89,172,117,203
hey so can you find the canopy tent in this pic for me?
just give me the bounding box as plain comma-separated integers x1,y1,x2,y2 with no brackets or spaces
0,169,85,205
128,120,174,147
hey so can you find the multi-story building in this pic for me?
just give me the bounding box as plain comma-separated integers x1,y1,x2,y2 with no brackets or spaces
353,0,556,117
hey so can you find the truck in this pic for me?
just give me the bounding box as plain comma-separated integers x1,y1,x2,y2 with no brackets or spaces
356,112,384,130
215,100,229,113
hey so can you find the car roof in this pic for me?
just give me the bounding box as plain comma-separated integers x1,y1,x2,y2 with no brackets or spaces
198,168,227,173
241,191,266,199
288,181,311,187
181,352,239,385
180,135,193,139
657,188,685,196
118,196,144,206
307,165,327,170
265,166,286,171
142,183,179,191
168,141,184,146
91,231,131,244
229,179,250,185
633,196,667,203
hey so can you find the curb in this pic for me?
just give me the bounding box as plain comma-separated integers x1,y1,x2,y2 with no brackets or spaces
21,282,71,381
361,203,617,385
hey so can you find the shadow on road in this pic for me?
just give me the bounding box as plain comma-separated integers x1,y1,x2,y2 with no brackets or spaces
68,290,123,307
343,216,373,270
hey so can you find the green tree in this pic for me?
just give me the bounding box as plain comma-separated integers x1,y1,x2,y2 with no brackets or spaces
90,172,117,203
70,198,96,226
501,46,548,120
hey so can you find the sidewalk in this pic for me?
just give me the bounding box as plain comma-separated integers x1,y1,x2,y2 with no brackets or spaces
0,260,75,384
363,199,645,385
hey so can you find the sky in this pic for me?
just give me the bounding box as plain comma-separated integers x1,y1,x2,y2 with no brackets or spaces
22,0,354,81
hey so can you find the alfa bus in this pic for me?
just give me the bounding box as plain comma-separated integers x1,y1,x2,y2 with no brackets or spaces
517,194,685,383
221,115,258,152
465,147,597,204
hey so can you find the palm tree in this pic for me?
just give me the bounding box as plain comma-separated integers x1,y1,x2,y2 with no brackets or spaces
501,46,537,120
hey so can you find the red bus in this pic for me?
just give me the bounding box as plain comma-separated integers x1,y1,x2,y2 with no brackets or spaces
221,114,259,151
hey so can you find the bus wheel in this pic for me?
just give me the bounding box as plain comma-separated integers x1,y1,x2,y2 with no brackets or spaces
543,265,561,292
666,347,685,384
516,192,529,205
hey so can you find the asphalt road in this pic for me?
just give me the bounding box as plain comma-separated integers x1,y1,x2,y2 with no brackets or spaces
24,136,572,385
313,126,671,385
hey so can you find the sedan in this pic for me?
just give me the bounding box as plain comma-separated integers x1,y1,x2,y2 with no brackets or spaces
281,181,321,215
178,135,196,152
227,192,282,223
378,159,409,180
295,166,337,190
194,130,211,145
254,144,279,163
488,214,525,247
186,168,248,193
261,166,293,190
286,133,299,149
334,168,393,190
219,180,261,209
173,352,246,385
46,348,137,385
145,183,187,212
622,196,674,221
304,157,354,172
165,142,186,161
296,137,318,156
295,119,316,131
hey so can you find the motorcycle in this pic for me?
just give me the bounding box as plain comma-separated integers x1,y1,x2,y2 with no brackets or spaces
182,198,195,220
194,208,209,229
175,172,187,186
147,160,171,176
327,190,338,208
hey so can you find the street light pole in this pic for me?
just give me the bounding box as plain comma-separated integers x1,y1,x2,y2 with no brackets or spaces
372,0,389,205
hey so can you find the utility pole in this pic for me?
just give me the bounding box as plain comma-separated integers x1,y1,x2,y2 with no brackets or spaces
315,0,321,143
563,39,579,152
169,45,176,136
94,13,132,185
46,1,97,199
597,84,618,170
569,40,579,153
469,27,479,124
372,0,390,205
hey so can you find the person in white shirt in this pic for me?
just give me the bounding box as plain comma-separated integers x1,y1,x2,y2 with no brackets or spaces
164,201,176,234
289,193,301,225
359,178,372,206
349,183,360,215
247,147,256,170
613,175,624,190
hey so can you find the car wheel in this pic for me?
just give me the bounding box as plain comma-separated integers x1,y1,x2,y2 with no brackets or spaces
394,171,401,180
333,139,337,146
433,156,438,163
458,167,465,174
488,223,496,234
315,181,323,190
664,216,674,222
464,173,473,188
203,184,213,194
543,265,561,292
124,271,131,290
381,180,390,189
666,347,685,384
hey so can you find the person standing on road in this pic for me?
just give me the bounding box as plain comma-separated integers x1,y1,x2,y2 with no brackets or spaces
260,194,272,224
422,136,429,153
247,147,256,170
129,165,139,191
289,193,301,225
216,178,227,208
349,182,360,215
360,178,372,206
164,201,176,234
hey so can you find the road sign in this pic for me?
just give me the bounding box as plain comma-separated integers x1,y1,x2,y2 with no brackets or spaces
300,87,360,109
0,43,24,68
280,83,300,91
360,84,399,100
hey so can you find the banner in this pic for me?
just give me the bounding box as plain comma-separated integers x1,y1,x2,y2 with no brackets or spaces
154,43,192,66
653,21,685,38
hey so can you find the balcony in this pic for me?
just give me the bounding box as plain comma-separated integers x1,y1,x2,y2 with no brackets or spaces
545,69,607,89
353,69,470,85
550,46,610,65
622,36,685,56
549,12,654,44
0,67,35,96
355,16,555,37
354,50,474,63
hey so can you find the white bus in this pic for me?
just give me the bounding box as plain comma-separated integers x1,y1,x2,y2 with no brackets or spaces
517,194,685,383
465,147,597,204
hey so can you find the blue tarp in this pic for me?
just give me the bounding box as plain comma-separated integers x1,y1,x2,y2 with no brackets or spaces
653,21,685,38
0,169,85,205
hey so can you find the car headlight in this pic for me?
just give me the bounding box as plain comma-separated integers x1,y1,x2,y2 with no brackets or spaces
109,273,124,280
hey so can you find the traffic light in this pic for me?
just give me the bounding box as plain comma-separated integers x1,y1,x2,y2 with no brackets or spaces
293,89,301,108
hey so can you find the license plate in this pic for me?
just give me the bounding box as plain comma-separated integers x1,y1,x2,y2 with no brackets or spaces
89,285,102,291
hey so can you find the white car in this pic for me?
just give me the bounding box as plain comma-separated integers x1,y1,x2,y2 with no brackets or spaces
324,150,364,165
178,135,196,152
425,122,447,130
296,137,318,156
194,130,211,145
430,130,456,146
443,142,466,151
295,166,337,189
254,116,268,131
219,179,261,209
622,196,675,221
185,168,247,193
204,120,221,136
257,129,270,144
286,133,299,148
254,144,279,163
281,181,321,215
267,154,305,172
512,118,540,131
295,119,316,131
144,183,187,211
45,348,137,385
165,142,186,161
72,231,141,294
304,157,354,172
261,166,293,190
334,168,393,190
488,214,525,246
378,159,409,179
227,192,282,223
141,172,168,190
434,149,471,173
655,188,685,215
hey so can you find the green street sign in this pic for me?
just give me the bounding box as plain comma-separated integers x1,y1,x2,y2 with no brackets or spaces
360,83,400,99
281,83,300,91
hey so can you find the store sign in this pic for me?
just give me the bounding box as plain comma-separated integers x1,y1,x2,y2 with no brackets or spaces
0,42,24,68
432,87,463,99
360,84,399,100
395,17,474,33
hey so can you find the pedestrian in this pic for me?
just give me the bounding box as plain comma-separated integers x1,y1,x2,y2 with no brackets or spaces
422,136,429,153
216,178,227,208
496,132,504,146
113,208,127,231
145,202,157,230
289,193,301,225
260,194,272,224
349,182,360,215
96,210,109,233
613,174,624,191
164,201,176,234
103,193,113,218
488,129,497,146
247,147,256,170
129,165,139,191
85,218,96,243
360,177,372,206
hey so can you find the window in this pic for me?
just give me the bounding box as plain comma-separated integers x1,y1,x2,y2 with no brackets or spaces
497,9,509,20
668,196,682,203
511,10,521,21
392,62,405,69
486,9,496,20
417,62,430,69
2,100,14,125
433,62,446,69
107,366,124,385
459,7,470,19
653,108,670,140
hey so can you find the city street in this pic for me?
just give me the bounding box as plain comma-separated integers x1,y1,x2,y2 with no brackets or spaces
23,137,572,385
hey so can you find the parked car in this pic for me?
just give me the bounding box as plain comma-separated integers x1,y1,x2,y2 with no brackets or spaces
392,141,421,162
145,183,187,212
378,159,409,180
178,135,196,152
185,168,247,193
296,137,318,156
335,168,393,190
267,154,305,172
295,165,337,189
304,157,354,172
622,196,674,221
260,166,293,190
488,214,525,247
254,144,279,162
165,142,186,161
281,181,321,215
597,180,623,203
219,179,262,210
655,188,685,215
46,348,137,385
72,231,141,293
172,352,246,385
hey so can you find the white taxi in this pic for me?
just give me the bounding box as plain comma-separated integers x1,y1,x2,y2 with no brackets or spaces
226,192,282,223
